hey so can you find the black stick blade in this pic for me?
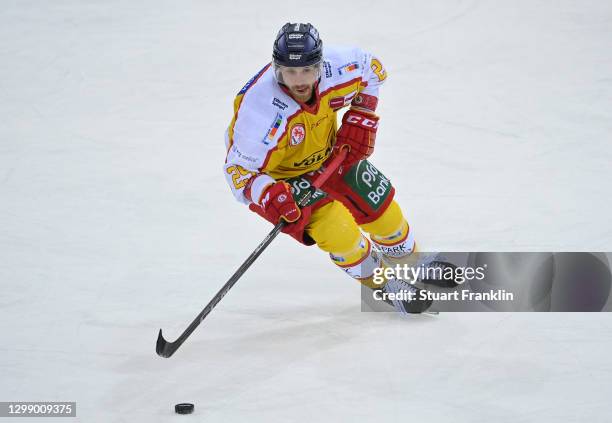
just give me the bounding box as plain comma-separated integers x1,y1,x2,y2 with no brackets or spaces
156,329,174,358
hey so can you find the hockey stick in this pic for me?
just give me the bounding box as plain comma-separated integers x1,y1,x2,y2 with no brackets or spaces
156,149,348,358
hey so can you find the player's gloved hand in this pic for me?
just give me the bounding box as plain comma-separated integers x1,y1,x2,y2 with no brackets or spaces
334,108,379,167
259,181,301,224
249,179,314,243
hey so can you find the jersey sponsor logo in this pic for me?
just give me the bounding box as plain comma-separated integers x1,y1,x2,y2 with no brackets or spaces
272,97,289,110
323,61,332,78
230,145,257,163
329,97,345,110
360,162,390,206
328,91,357,110
337,61,360,75
287,175,328,207
290,124,306,146
262,113,283,145
293,146,332,168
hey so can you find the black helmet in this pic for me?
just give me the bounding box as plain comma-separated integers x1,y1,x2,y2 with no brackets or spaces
272,23,323,67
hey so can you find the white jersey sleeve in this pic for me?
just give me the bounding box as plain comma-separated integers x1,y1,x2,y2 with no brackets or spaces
223,65,289,205
322,45,387,110
358,50,387,98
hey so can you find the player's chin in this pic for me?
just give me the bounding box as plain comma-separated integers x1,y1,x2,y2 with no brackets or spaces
290,86,312,101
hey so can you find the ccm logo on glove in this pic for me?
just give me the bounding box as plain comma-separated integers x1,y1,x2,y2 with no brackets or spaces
333,109,380,167
346,114,379,129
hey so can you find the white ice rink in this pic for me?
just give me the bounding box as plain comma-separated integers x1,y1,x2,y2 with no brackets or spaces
2,0,612,421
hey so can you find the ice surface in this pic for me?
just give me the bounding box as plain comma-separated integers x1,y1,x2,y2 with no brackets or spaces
1,0,611,421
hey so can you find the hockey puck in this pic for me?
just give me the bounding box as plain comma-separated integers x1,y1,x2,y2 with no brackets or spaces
174,403,194,414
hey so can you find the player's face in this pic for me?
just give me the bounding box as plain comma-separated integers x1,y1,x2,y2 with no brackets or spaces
277,64,320,102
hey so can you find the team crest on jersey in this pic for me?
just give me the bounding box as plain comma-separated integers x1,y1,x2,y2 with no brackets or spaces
337,61,360,75
262,113,283,145
290,124,306,146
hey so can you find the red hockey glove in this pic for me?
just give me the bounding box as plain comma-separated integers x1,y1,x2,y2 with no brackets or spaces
334,109,379,167
259,181,301,224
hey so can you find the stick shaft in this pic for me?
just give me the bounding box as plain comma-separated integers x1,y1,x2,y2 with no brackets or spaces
156,150,347,357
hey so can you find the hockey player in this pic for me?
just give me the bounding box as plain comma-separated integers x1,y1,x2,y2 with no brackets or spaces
224,23,433,314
